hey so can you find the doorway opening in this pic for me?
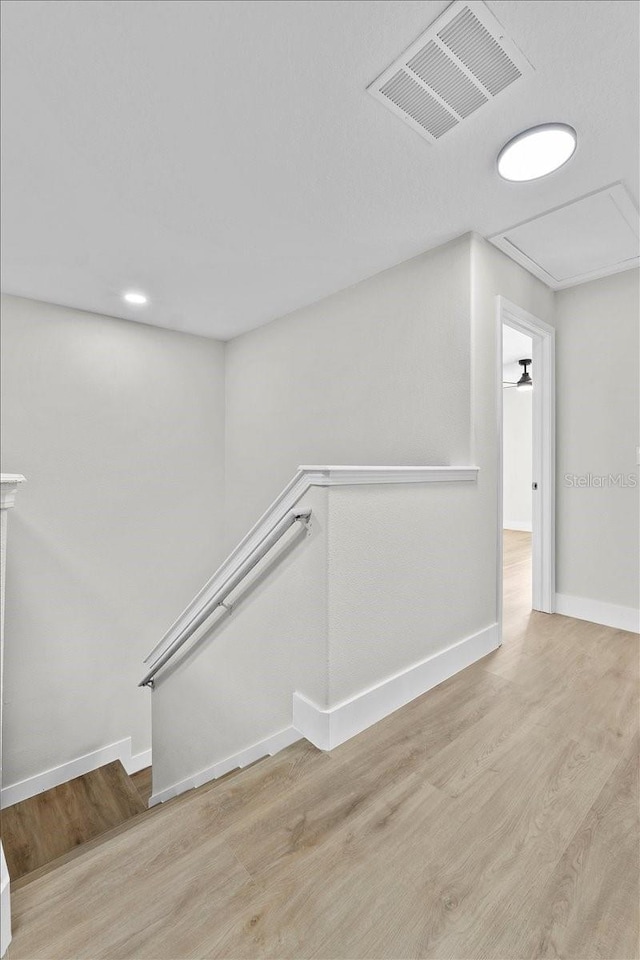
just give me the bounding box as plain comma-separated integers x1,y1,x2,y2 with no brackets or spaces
497,298,556,634
502,328,534,614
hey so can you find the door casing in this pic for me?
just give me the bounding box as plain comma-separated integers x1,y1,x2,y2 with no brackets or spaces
497,296,556,621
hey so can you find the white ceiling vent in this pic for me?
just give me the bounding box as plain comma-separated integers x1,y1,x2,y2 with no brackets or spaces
368,0,532,144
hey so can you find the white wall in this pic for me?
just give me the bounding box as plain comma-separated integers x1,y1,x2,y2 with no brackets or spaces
3,242,636,800
220,233,554,706
554,270,639,615
502,384,532,531
326,481,493,704
151,477,497,797
152,486,328,796
224,236,472,548
0,295,226,788
153,234,501,796
153,234,555,796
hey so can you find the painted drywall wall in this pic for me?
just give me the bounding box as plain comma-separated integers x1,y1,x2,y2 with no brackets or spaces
153,234,506,795
151,475,500,796
502,384,532,531
554,270,639,614
151,485,328,796
326,481,494,704
217,233,553,712
224,236,472,548
0,234,559,799
0,295,226,788
154,235,554,797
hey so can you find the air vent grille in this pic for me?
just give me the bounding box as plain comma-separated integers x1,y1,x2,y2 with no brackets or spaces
368,0,532,145
380,70,458,139
407,41,487,118
437,6,521,96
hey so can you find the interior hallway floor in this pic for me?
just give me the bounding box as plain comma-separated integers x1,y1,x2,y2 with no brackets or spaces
1,762,152,882
5,531,639,959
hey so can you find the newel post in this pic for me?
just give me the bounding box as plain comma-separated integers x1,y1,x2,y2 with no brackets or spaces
1,474,25,958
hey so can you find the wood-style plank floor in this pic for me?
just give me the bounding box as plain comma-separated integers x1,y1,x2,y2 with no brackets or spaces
6,532,639,959
129,766,153,807
1,761,146,881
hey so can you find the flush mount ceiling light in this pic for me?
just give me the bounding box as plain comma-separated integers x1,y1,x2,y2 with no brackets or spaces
123,291,148,305
503,358,533,390
497,124,577,182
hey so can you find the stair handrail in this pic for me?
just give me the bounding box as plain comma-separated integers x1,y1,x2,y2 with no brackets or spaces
139,506,311,687
140,465,479,688
143,469,313,670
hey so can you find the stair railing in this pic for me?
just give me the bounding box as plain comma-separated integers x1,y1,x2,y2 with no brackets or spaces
139,507,311,687
139,464,479,689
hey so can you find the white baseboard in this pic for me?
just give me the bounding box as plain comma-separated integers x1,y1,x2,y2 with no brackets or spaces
148,625,499,805
1,737,152,809
149,726,301,806
124,748,152,776
503,521,532,532
555,593,640,633
293,622,501,751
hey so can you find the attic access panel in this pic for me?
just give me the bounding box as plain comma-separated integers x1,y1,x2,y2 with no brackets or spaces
367,0,533,144
489,183,640,289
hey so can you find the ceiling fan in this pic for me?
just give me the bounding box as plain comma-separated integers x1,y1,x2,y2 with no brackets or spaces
503,358,533,390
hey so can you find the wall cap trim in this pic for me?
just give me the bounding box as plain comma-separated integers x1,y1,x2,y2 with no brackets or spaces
298,465,479,484
144,465,479,667
0,474,25,510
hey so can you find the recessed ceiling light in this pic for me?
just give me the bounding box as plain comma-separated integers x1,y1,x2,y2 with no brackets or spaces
497,124,577,182
123,291,148,305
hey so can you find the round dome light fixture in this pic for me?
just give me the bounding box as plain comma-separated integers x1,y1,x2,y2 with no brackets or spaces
123,291,148,305
497,124,577,182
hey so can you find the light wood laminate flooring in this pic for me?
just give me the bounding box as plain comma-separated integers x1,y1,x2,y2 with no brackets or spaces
1,761,146,881
6,532,639,959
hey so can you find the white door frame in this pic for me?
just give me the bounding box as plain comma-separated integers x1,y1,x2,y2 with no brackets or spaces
497,297,556,616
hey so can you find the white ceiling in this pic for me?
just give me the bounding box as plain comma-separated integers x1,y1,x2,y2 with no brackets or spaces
1,0,638,340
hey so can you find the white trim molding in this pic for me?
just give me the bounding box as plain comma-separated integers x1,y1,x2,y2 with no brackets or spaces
298,465,479,485
144,465,479,669
0,847,10,959
149,726,300,806
555,594,640,634
149,622,499,804
1,737,151,810
0,474,26,510
1,475,25,956
498,299,556,615
293,623,500,751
